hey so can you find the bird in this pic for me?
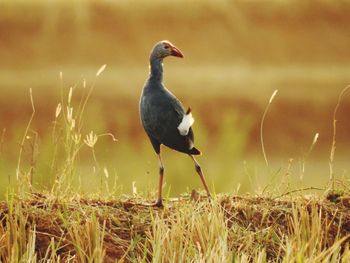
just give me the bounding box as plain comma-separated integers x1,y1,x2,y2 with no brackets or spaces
139,40,211,207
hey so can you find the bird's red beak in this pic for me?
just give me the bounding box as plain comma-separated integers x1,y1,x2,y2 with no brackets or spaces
171,46,184,58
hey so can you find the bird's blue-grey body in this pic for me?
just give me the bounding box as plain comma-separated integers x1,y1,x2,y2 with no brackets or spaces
140,42,200,155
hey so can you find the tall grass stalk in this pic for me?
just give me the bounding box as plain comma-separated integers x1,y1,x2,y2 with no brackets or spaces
15,88,35,193
300,132,319,182
329,85,350,190
77,64,106,132
260,89,278,167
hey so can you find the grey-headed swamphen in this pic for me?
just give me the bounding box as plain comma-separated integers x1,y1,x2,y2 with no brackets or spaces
140,40,211,207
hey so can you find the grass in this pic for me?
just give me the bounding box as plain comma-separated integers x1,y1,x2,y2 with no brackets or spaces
260,89,278,167
1,191,350,262
329,85,350,190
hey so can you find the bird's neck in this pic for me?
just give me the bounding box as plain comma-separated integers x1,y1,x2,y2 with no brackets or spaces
149,56,163,83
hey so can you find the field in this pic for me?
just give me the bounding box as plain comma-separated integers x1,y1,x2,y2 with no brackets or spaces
1,0,350,261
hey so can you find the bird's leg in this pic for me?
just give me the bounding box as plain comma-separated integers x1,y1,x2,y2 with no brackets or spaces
154,154,164,208
190,155,211,199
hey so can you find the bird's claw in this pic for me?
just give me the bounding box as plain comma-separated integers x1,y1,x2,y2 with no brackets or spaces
207,193,213,203
153,199,164,208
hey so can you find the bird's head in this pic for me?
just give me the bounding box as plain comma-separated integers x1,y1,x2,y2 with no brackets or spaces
150,40,184,60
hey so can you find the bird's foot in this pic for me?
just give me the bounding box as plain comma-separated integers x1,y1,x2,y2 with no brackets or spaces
207,192,212,199
153,199,164,208
207,193,213,204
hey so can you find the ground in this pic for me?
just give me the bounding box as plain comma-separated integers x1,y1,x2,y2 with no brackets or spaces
1,191,350,262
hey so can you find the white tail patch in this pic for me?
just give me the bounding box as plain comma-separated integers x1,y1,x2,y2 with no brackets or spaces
177,108,194,136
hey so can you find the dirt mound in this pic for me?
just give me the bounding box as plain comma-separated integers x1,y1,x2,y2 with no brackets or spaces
1,193,350,262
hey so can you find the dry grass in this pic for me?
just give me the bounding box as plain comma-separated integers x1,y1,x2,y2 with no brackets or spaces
1,192,350,262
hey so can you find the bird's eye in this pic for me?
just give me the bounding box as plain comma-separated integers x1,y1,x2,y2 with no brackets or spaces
164,45,170,49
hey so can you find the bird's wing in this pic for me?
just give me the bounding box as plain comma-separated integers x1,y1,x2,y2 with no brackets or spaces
157,88,185,139
140,86,196,153
158,89,197,151
141,88,184,136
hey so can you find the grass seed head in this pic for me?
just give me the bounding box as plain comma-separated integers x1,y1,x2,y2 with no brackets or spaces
72,133,81,145
68,87,73,105
66,106,73,123
269,89,278,104
96,64,107,76
84,131,98,148
55,103,62,118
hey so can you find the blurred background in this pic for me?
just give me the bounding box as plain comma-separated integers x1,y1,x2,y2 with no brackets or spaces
0,0,350,197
